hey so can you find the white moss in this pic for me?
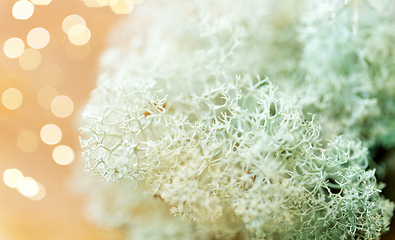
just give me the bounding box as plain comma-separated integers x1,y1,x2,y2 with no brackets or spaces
78,0,395,239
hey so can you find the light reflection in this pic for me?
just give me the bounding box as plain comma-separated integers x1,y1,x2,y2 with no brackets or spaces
52,145,75,165
27,28,50,49
31,0,52,5
3,169,24,188
37,87,58,108
62,15,86,35
19,48,41,70
68,25,91,46
2,88,23,110
97,0,111,6
4,38,25,59
17,177,39,197
51,95,74,118
17,131,39,153
40,124,62,145
29,183,46,201
83,0,103,8
110,0,134,14
12,1,34,20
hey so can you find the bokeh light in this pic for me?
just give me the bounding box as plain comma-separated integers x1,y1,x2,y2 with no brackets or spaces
3,169,24,188
29,182,46,201
30,0,52,5
4,37,25,58
62,15,86,35
2,88,23,110
40,124,62,145
27,27,50,49
41,64,63,86
37,87,58,108
0,0,129,238
68,25,91,46
66,42,91,61
110,0,134,14
19,48,41,70
52,145,75,165
51,95,74,118
83,0,103,8
12,1,34,20
97,0,111,6
17,177,39,197
17,131,39,153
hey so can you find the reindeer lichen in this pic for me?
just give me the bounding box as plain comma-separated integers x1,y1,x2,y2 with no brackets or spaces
78,0,395,239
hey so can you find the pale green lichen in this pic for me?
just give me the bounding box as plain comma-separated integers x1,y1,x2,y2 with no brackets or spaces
78,0,395,239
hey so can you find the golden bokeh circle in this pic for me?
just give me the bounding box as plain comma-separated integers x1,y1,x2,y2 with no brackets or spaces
68,25,91,46
27,27,50,49
110,0,134,14
3,169,24,188
52,145,75,165
29,183,46,201
51,95,74,118
17,177,39,197
2,88,23,110
12,1,34,20
4,38,25,59
19,48,42,70
62,15,86,35
40,124,62,145
30,0,52,5
37,87,58,108
17,131,39,153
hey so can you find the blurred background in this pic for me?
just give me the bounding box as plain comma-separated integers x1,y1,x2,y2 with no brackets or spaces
0,0,135,239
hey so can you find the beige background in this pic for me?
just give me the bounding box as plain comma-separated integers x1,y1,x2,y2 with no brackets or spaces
0,0,126,239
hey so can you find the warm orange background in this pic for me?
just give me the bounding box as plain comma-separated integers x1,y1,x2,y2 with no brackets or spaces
0,1,126,239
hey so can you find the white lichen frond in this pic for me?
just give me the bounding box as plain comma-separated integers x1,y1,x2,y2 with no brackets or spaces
78,0,395,239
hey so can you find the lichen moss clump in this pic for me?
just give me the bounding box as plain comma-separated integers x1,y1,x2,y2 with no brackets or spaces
78,0,395,239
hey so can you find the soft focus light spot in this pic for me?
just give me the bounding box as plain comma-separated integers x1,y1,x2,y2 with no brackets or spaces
17,131,39,153
83,0,103,7
29,182,45,201
4,38,25,58
37,87,58,108
2,88,23,110
17,177,39,197
110,0,134,14
13,1,34,20
41,64,63,86
3,169,24,188
51,95,74,118
52,145,75,165
66,42,91,61
97,0,111,6
27,28,50,49
19,48,41,70
62,15,86,35
40,124,62,145
31,0,51,5
68,25,91,46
